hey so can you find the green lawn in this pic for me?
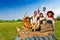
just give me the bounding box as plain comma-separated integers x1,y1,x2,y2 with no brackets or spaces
0,21,60,40
55,21,60,40
0,22,23,40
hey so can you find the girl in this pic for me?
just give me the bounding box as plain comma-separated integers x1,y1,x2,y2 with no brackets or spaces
45,11,55,31
36,13,45,31
38,13,45,25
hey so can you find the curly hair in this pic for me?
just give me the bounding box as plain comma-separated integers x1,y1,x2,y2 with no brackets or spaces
47,11,54,15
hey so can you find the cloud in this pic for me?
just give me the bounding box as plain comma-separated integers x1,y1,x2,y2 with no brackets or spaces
54,8,60,17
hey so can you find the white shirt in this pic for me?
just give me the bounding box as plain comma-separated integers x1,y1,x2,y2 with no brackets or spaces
39,17,45,21
37,17,45,26
31,16,37,23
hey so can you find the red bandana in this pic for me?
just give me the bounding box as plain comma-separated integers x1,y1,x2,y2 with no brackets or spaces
48,16,54,20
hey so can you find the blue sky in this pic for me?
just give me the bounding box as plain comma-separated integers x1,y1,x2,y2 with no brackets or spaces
0,0,60,20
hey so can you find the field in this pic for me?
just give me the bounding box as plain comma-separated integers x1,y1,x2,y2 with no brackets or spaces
0,21,60,40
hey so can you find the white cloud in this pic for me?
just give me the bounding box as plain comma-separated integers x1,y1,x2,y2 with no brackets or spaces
54,8,60,17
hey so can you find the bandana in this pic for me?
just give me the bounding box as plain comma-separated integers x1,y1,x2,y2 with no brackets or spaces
48,16,54,20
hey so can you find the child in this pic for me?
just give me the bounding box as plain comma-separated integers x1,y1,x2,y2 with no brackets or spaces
23,16,27,24
31,11,37,24
36,13,45,31
23,17,31,31
45,11,55,31
30,11,38,31
38,13,45,25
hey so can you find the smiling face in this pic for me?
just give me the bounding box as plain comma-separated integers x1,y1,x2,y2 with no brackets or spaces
47,11,54,17
39,13,43,17
48,13,52,16
34,13,37,16
34,11,37,16
40,14,43,17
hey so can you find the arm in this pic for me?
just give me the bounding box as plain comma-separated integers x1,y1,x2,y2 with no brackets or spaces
43,11,47,20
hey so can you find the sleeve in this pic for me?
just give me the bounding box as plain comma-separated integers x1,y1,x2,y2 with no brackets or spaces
43,11,47,20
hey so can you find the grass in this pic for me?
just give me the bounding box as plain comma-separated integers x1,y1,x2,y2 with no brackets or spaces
0,22,23,40
0,21,60,40
55,21,60,40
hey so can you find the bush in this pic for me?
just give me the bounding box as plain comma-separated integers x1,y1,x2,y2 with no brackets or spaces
0,19,23,23
56,16,60,21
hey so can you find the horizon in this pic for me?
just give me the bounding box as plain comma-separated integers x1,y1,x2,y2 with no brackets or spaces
0,0,60,20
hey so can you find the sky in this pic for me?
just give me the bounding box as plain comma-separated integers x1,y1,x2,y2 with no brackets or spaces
0,0,60,20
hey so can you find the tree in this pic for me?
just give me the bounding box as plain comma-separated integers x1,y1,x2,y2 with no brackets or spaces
17,19,21,21
56,16,60,21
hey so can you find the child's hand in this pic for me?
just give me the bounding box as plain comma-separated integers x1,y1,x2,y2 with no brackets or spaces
16,26,20,31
